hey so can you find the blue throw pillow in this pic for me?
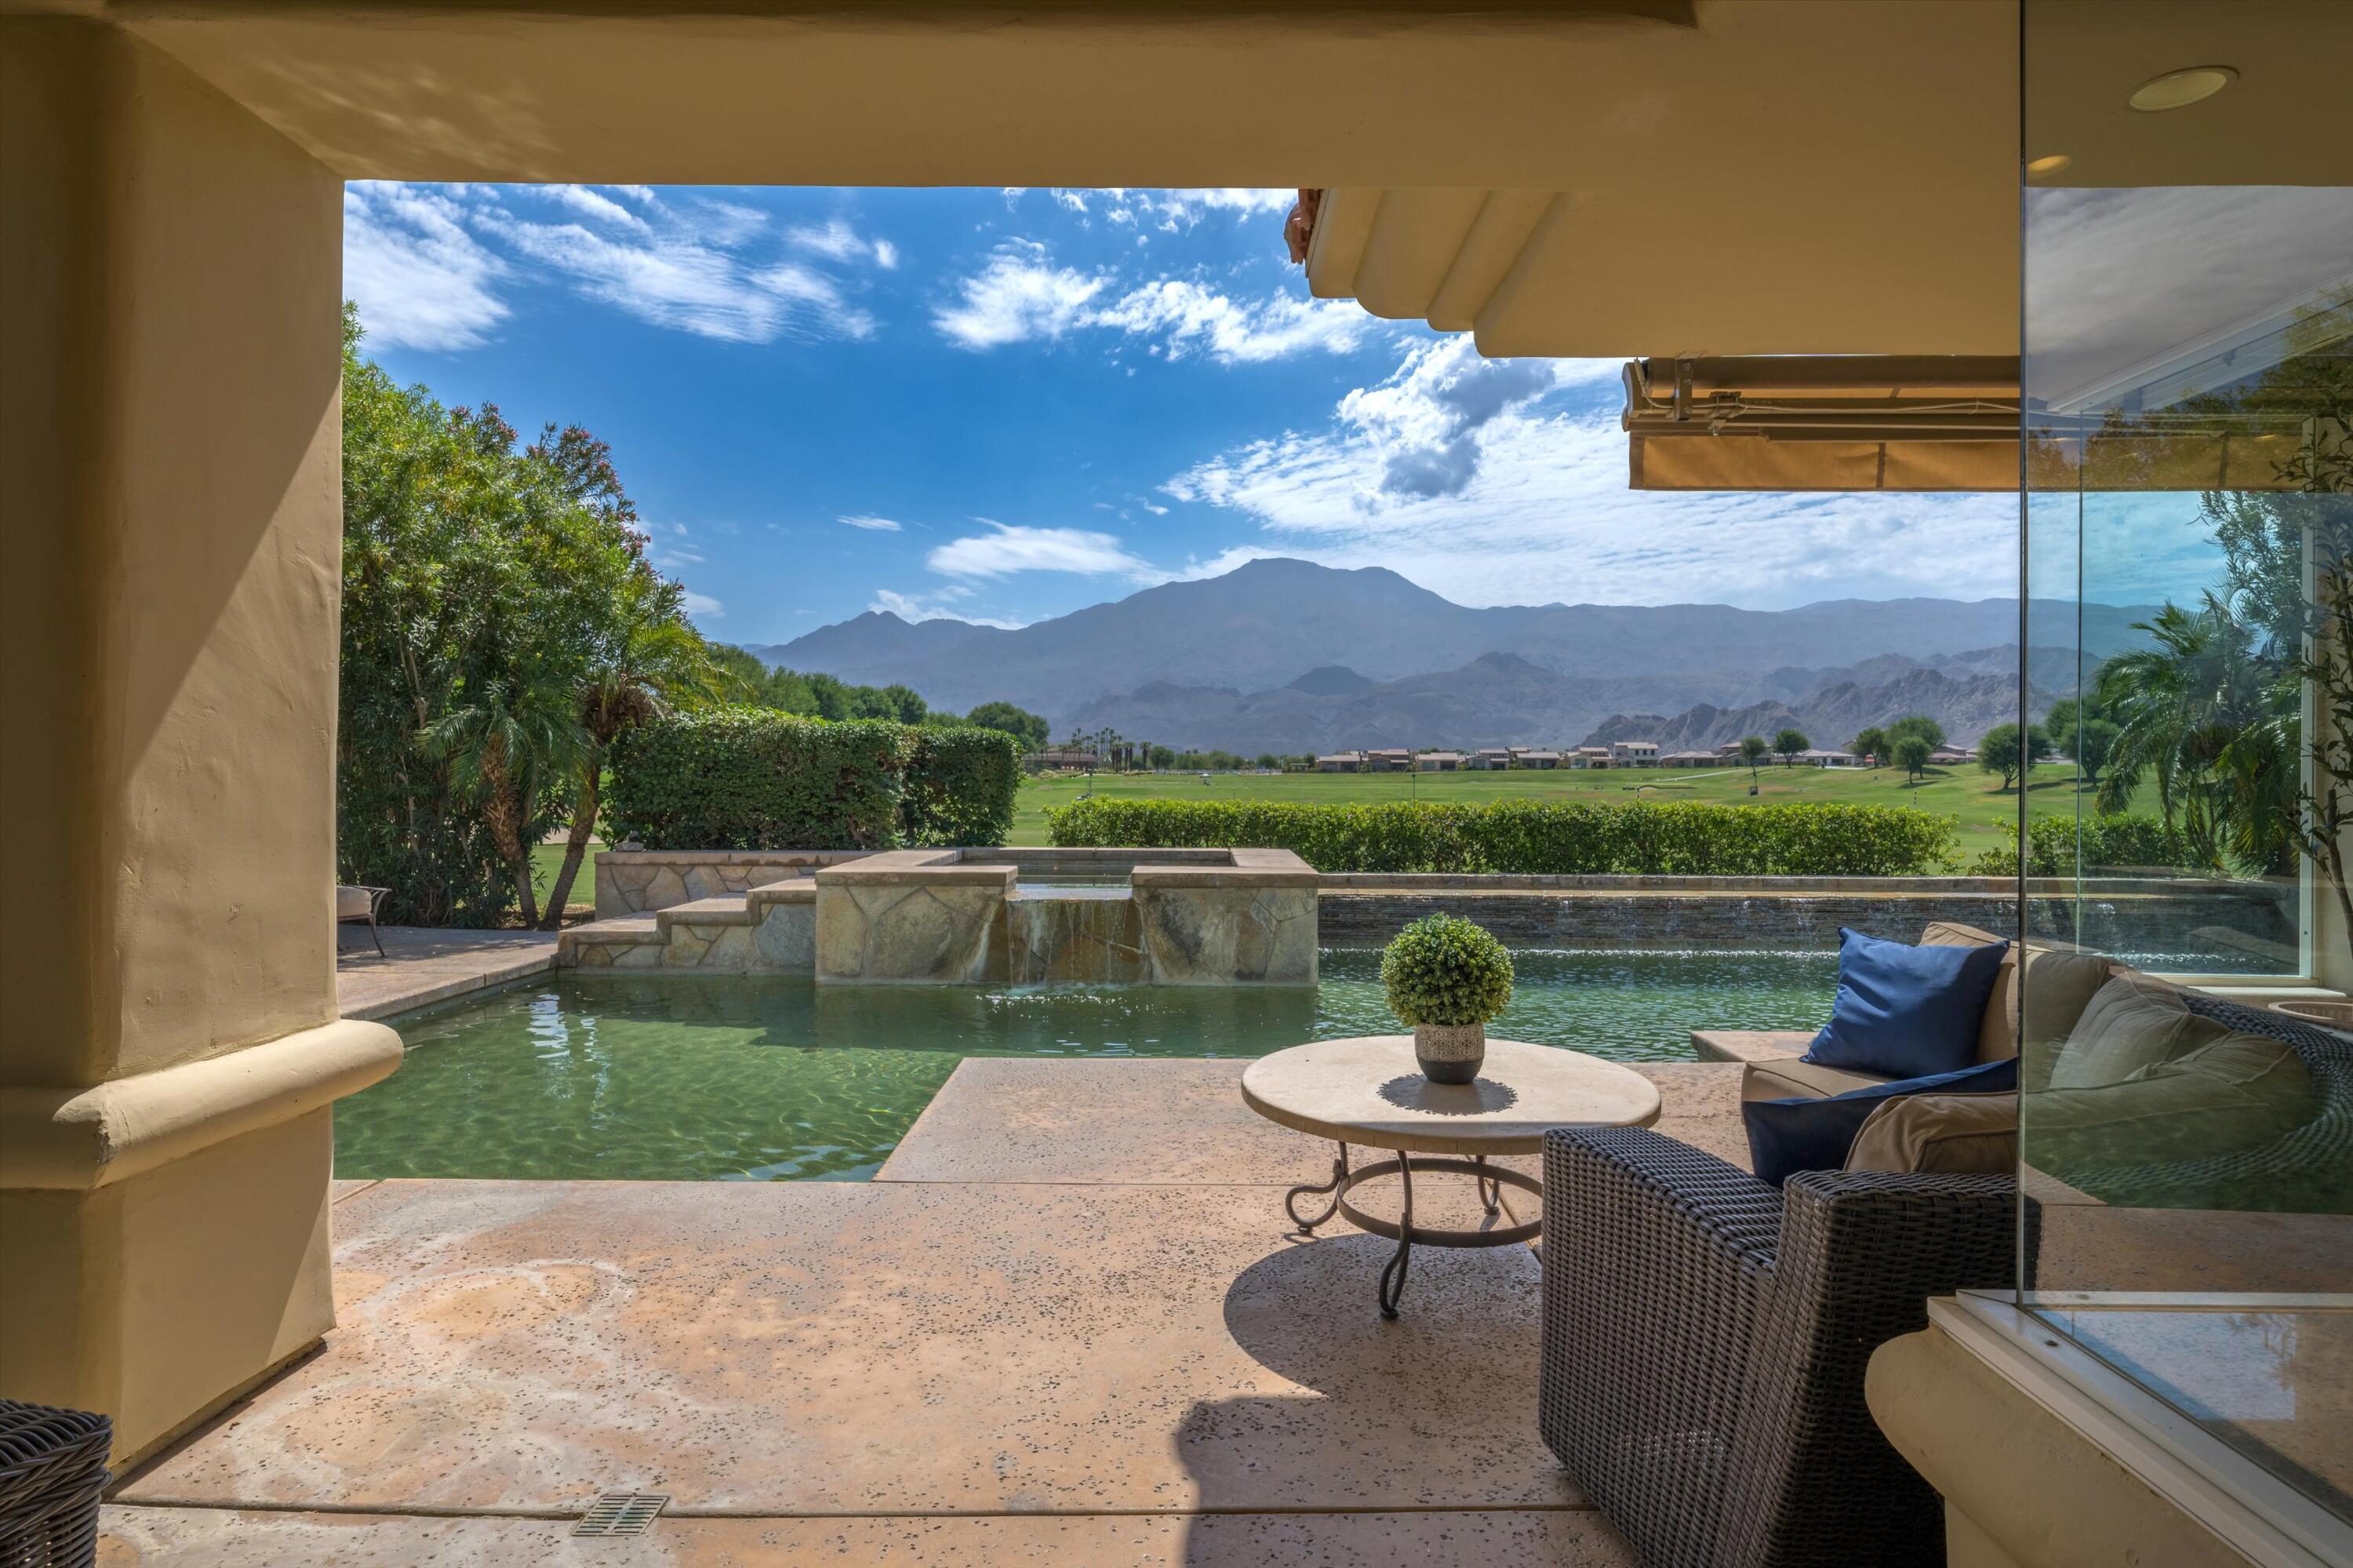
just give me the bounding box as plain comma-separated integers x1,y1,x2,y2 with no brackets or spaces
1743,1057,2019,1188
1804,927,2009,1079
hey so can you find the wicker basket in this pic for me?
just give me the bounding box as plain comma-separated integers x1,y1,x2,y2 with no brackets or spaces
0,1400,112,1568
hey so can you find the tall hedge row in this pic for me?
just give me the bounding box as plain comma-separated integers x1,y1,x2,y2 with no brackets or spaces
1969,813,2195,877
904,726,1023,847
1046,798,1961,877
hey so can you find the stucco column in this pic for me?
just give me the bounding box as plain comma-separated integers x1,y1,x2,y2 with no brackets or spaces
0,18,399,1463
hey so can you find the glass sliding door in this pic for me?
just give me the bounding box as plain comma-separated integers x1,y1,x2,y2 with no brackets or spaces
2021,0,2353,1530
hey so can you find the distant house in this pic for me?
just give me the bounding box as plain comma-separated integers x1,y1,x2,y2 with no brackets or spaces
1027,748,1100,771
1928,746,1977,766
1716,740,1747,757
1662,750,1718,768
1611,740,1660,766
1572,746,1615,769
1472,748,1515,770
1364,748,1413,773
1417,751,1466,771
1515,749,1564,769
1315,751,1365,773
1797,748,1860,768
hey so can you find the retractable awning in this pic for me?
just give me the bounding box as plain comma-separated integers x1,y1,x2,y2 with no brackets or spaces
1621,356,2020,492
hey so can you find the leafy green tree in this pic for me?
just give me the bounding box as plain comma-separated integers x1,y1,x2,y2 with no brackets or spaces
1148,744,1176,769
1773,727,1809,766
1893,734,1933,783
1886,714,1946,752
1738,735,1769,777
337,305,714,926
965,700,1049,751
1256,753,1280,770
1977,721,2051,791
1851,726,1889,767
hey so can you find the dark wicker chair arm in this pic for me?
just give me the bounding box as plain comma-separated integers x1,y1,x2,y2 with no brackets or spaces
1720,1170,2017,1568
1540,1126,1785,1568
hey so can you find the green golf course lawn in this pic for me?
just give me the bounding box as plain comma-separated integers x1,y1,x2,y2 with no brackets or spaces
1010,761,2107,859
530,761,2102,907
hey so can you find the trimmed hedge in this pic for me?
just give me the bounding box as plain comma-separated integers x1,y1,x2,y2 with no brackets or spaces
1046,798,1959,876
1969,813,2196,878
606,708,913,849
904,726,1022,847
606,708,1021,850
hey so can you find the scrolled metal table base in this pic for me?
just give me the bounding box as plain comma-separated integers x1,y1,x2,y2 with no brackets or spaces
1284,1144,1540,1319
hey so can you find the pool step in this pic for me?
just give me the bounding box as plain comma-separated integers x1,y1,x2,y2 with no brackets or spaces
656,896,758,930
558,915,666,970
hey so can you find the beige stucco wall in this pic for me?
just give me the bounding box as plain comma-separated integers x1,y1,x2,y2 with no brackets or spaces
2,17,344,1090
0,17,364,1462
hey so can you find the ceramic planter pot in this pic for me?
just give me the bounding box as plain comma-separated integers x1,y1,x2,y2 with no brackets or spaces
1413,1022,1486,1084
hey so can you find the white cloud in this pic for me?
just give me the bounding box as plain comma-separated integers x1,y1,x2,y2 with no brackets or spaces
1162,337,2018,609
1091,279,1373,364
680,589,724,618
838,514,904,532
1033,187,1295,231
871,587,1025,629
343,183,510,351
351,184,886,348
788,217,900,271
543,184,649,231
933,242,1109,350
934,243,1379,363
926,522,1153,580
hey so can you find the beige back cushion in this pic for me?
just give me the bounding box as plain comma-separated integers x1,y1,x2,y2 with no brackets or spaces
2030,1030,2316,1172
1846,1092,2018,1176
1918,921,2019,1064
2049,973,2219,1090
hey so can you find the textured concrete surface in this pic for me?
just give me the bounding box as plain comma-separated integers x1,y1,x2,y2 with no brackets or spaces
335,928,558,1021
97,1504,1638,1565
116,1178,1578,1516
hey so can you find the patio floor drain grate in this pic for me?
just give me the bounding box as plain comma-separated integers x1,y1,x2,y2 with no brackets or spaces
573,1493,669,1537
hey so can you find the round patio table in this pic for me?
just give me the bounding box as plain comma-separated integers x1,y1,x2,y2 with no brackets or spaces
1241,1036,1660,1318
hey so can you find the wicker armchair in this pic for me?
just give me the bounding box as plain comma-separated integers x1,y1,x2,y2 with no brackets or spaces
1540,1126,2015,1568
0,1399,111,1568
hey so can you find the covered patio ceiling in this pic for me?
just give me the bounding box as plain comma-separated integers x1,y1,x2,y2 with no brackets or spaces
104,0,2020,362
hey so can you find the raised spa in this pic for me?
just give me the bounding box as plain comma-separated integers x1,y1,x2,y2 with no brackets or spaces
565,846,1320,985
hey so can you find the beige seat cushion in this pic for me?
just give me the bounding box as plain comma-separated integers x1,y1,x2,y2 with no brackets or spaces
2029,1029,2318,1172
2048,973,2215,1090
1847,1092,2018,1175
1743,1056,1890,1104
336,885,376,920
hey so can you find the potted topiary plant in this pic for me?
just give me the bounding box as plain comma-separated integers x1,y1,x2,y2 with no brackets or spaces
1380,913,1515,1083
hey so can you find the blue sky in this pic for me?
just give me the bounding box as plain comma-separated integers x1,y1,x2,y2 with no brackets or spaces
346,183,2199,648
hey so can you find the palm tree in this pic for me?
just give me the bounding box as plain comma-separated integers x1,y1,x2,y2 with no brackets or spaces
2093,595,2293,873
422,676,581,928
538,580,725,928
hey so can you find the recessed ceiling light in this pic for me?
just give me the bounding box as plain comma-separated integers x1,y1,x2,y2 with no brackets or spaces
2127,66,2236,112
2025,154,2073,178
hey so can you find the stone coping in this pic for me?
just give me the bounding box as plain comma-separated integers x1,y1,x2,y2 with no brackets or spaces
1131,847,1318,890
814,849,1016,887
746,881,818,908
1690,1028,1813,1064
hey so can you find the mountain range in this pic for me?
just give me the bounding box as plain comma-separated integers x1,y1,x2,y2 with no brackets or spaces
741,558,2153,752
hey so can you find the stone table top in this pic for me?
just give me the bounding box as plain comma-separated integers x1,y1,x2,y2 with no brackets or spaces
1240,1036,1661,1155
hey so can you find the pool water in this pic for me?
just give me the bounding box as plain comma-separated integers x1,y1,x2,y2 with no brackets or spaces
336,948,1835,1183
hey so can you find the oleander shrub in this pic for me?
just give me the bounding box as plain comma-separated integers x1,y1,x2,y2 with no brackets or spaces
1046,797,1960,876
606,708,914,849
903,725,1021,847
1969,813,2198,878
1382,914,1515,1027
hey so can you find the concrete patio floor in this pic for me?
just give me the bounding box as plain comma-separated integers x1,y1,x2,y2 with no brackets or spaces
336,926,559,1020
100,1056,1751,1564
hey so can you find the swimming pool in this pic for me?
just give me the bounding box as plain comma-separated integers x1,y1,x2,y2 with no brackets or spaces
336,948,1835,1182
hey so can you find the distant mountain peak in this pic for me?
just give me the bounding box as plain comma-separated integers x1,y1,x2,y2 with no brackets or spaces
1287,664,1375,697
